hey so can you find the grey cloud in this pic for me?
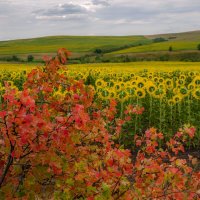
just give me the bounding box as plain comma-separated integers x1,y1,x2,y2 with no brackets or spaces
91,0,110,6
34,3,87,18
0,1,19,14
0,0,200,41
94,5,156,21
95,2,200,21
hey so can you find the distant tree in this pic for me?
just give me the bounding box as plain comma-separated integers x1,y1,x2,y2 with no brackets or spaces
153,37,168,43
168,36,177,40
197,44,200,51
12,55,20,61
159,54,169,61
169,46,173,52
94,49,103,54
27,55,34,62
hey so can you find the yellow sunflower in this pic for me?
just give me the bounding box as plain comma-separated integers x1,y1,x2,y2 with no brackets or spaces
136,88,146,99
192,88,200,100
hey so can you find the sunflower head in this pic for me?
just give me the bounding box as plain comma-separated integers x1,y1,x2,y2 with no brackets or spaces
192,88,200,100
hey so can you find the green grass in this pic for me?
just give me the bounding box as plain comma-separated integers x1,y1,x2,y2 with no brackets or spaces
108,30,200,55
108,41,199,54
0,35,148,55
0,30,199,58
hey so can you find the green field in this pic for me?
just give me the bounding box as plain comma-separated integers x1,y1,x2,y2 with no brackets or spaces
108,41,199,54
108,31,200,55
0,35,148,55
0,30,199,62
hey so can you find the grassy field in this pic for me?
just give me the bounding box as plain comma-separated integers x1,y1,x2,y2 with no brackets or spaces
108,31,200,55
108,41,199,54
0,31,199,60
0,35,148,55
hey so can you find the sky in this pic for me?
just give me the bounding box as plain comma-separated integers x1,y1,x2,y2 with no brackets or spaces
0,0,200,41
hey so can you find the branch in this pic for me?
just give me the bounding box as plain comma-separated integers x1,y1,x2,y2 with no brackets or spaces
13,162,31,195
0,143,14,187
0,117,15,187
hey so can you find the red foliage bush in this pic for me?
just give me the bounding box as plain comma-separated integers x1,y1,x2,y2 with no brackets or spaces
0,48,199,199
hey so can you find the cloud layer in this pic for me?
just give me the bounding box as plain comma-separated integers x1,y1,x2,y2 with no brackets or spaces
0,0,200,40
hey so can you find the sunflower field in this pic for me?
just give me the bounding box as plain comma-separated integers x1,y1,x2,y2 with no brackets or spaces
0,52,200,199
1,62,200,148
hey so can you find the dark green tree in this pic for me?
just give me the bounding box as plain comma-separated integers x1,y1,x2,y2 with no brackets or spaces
197,44,200,51
27,55,34,62
94,49,103,54
153,37,167,43
169,46,173,52
12,55,20,61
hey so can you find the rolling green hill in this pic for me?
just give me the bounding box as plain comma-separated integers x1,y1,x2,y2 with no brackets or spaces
0,35,149,55
108,31,200,55
0,30,199,62
146,30,200,41
108,41,199,54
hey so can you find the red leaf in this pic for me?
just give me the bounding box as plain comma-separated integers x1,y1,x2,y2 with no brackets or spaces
136,140,142,147
0,111,7,118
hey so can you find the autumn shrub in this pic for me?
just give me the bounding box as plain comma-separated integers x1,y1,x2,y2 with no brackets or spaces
0,48,199,199
0,49,134,199
128,126,200,199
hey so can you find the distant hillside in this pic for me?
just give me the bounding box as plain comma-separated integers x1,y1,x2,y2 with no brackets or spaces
108,30,200,55
146,30,200,41
0,35,149,56
0,30,199,62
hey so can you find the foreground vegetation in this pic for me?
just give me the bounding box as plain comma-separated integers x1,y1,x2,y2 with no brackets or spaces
0,50,200,199
1,61,200,148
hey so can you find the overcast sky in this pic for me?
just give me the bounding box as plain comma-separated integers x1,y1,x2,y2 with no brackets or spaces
0,0,200,41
